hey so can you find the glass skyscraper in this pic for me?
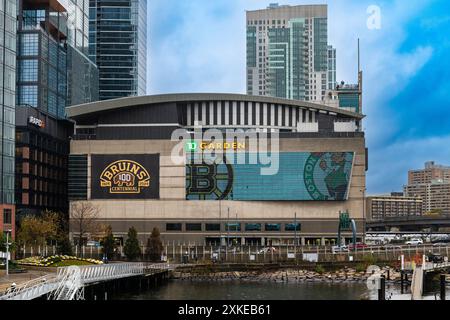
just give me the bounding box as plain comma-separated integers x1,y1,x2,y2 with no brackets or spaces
14,0,98,218
16,0,98,118
246,4,336,102
89,0,147,100
0,0,16,208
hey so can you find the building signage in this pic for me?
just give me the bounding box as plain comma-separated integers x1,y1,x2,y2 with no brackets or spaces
28,116,45,128
186,141,246,152
91,154,160,199
186,152,354,201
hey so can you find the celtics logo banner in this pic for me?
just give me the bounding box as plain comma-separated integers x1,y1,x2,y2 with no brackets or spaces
91,154,160,199
186,152,354,201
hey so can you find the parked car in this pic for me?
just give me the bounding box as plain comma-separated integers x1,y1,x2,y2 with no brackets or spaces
257,247,278,254
405,239,423,245
348,243,368,250
427,253,444,263
380,244,402,250
433,242,450,247
332,245,349,254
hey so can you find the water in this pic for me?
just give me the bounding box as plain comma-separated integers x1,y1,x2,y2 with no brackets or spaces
116,280,376,300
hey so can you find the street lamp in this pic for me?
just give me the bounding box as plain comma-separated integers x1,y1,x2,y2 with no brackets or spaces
5,229,12,276
362,188,367,242
227,208,230,247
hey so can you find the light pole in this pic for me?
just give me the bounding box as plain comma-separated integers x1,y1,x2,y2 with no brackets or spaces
235,212,238,246
227,208,230,247
5,229,12,276
362,188,367,243
294,212,298,247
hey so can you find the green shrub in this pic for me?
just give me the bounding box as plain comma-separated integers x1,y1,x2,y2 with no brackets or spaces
315,264,325,274
355,263,366,273
362,254,378,265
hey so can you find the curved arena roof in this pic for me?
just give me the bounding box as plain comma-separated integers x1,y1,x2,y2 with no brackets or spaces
66,93,364,120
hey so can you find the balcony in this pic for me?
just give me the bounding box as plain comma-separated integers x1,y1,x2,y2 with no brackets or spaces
23,0,67,13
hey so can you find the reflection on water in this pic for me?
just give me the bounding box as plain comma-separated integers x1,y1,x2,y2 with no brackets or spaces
116,280,375,300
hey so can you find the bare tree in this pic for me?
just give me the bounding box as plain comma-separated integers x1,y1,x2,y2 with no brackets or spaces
70,202,101,253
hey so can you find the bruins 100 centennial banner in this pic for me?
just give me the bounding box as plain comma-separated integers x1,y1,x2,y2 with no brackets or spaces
91,154,160,199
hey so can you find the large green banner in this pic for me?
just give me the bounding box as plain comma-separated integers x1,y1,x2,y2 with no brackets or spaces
186,152,354,201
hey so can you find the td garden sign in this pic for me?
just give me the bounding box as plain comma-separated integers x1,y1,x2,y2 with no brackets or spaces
186,141,246,152
91,154,160,199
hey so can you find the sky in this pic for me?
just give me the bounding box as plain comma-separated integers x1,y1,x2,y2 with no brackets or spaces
146,0,450,195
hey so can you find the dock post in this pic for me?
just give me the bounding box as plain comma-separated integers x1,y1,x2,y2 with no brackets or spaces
440,274,446,301
378,275,386,300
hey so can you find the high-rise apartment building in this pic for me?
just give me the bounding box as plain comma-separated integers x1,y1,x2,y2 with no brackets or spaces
366,194,423,221
89,0,147,101
246,3,335,102
404,162,450,215
0,0,17,237
405,183,450,216
408,161,450,185
327,45,336,90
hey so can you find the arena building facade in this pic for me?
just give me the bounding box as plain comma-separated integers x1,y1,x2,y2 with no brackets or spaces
67,93,367,246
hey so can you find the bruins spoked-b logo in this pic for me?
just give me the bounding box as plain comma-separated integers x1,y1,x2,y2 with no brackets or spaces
100,160,150,194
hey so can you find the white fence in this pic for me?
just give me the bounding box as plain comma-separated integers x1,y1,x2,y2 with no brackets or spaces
0,262,174,301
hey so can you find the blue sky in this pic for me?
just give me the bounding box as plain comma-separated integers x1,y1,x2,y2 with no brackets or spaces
146,0,450,195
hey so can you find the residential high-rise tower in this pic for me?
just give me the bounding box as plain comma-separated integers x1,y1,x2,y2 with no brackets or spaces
246,3,335,102
89,0,147,100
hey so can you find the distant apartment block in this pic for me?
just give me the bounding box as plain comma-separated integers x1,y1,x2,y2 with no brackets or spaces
246,4,335,102
408,161,450,185
366,193,423,221
404,182,450,216
403,162,450,216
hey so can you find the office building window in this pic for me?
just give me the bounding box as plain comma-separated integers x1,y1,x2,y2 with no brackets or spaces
245,223,261,231
3,209,12,224
205,223,221,231
285,223,301,231
186,223,202,231
265,223,281,231
18,85,38,107
225,223,241,232
19,59,38,81
20,33,39,55
166,223,182,231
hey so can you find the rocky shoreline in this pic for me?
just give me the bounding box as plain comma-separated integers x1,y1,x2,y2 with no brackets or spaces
172,266,405,284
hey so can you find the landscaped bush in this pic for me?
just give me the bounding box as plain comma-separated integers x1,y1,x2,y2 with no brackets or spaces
315,264,325,274
16,255,103,267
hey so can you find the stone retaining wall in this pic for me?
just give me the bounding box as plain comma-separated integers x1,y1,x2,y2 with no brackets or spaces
172,265,405,285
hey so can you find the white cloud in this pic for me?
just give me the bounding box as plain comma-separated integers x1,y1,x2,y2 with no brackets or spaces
368,135,450,193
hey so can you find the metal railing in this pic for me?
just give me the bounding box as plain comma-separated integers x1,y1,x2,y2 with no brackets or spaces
0,262,175,301
0,274,60,301
80,263,145,284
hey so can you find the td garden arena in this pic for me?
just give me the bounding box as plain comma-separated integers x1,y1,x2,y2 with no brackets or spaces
67,93,367,246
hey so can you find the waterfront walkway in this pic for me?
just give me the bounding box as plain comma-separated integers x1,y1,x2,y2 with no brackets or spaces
0,270,50,294
0,262,177,301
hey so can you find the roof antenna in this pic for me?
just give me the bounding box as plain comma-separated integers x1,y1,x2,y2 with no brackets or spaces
357,38,360,74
